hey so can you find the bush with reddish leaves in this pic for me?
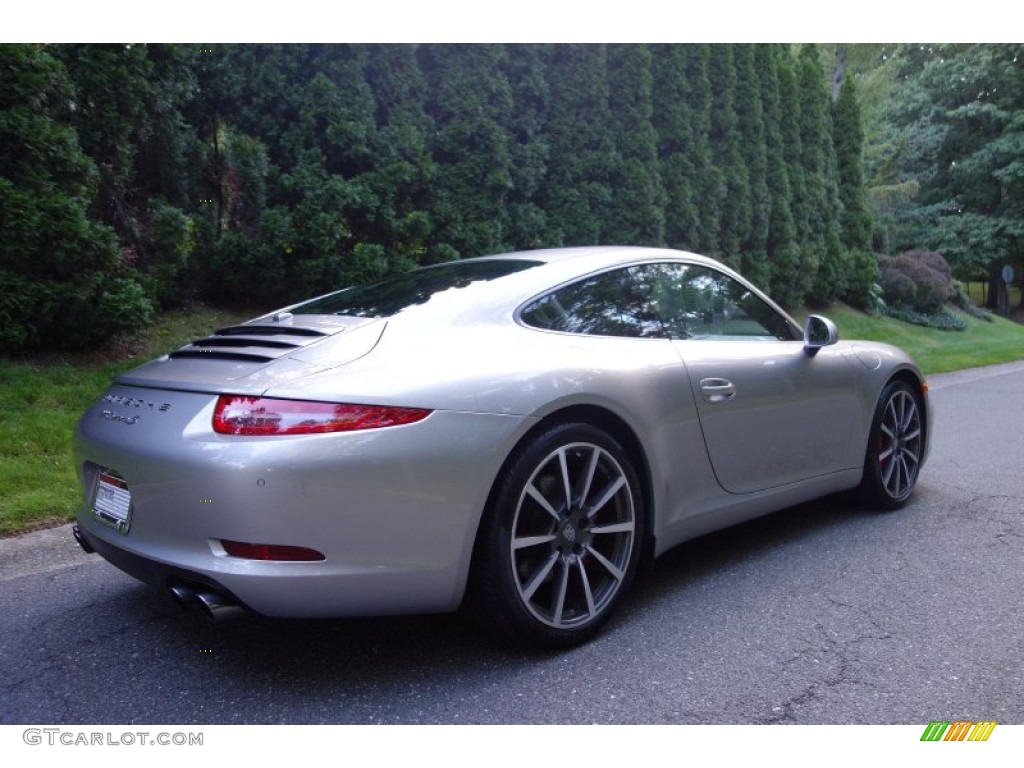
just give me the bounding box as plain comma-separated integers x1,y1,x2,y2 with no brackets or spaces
878,251,952,315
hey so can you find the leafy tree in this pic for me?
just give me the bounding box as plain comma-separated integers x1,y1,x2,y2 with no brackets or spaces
888,45,1024,306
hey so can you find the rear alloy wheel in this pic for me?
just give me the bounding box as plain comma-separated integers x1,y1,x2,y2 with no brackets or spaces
860,380,924,509
472,423,643,648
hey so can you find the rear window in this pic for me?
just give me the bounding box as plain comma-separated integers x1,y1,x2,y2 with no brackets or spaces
291,259,540,317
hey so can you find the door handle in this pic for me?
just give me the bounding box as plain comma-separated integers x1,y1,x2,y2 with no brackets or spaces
699,378,736,403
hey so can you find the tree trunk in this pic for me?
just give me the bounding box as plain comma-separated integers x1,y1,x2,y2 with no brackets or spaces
985,260,1002,310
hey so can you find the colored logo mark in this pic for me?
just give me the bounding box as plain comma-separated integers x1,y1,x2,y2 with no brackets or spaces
920,720,996,742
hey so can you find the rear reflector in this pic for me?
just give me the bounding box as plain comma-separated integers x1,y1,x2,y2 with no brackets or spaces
212,395,431,436
221,540,326,562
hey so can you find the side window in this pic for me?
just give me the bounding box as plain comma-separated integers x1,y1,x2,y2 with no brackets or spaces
657,265,795,341
520,262,795,341
520,265,669,338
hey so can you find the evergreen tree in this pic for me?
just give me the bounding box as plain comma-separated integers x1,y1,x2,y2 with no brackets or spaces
56,43,200,308
363,44,436,267
757,44,802,308
833,75,876,307
540,44,615,246
797,44,846,303
733,44,770,287
503,44,551,250
0,45,150,353
706,45,750,269
604,44,666,245
777,47,813,303
651,44,705,252
419,44,514,258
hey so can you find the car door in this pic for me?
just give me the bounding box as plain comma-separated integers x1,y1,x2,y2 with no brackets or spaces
659,263,864,494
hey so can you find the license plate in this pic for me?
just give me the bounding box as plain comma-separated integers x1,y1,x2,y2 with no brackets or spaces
92,471,133,533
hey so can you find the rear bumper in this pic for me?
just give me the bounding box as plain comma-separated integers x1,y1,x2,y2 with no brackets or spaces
73,388,533,618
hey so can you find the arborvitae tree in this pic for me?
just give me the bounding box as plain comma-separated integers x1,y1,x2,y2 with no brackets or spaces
604,44,666,245
503,44,551,251
706,45,750,269
363,44,436,267
733,44,770,287
833,74,876,307
0,45,150,353
56,43,200,308
540,44,615,246
685,45,719,255
777,47,813,303
798,44,847,303
651,44,704,252
419,44,514,258
757,44,803,308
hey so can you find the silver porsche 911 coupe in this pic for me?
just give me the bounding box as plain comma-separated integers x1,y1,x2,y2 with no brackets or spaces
72,246,930,647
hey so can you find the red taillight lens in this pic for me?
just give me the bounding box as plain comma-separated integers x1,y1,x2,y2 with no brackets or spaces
212,395,431,436
221,540,326,561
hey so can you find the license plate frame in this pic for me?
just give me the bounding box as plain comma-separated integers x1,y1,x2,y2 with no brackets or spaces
92,470,133,534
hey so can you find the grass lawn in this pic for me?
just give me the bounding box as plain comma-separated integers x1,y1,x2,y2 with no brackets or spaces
0,305,254,535
818,304,1024,375
2,301,1023,535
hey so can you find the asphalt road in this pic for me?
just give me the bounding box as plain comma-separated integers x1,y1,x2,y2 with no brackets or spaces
1,361,1022,725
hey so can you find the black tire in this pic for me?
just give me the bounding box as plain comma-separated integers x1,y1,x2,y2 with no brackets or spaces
470,423,644,648
859,380,925,509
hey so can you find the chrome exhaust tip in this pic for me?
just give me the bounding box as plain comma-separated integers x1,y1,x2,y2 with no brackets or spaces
194,591,246,623
71,525,95,554
169,583,197,610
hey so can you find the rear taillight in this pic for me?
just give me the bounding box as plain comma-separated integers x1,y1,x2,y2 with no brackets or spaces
221,540,326,561
212,395,431,436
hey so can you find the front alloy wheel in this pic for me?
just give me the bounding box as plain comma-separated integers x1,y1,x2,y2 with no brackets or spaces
472,423,643,648
861,380,924,509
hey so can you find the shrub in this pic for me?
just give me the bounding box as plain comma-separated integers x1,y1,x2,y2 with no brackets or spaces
878,250,951,314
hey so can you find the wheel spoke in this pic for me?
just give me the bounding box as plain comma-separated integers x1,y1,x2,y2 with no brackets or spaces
577,559,596,619
590,520,635,535
513,533,557,550
525,482,560,522
584,545,625,581
585,476,627,520
576,448,600,509
557,448,573,512
551,560,570,624
881,453,896,487
521,551,559,601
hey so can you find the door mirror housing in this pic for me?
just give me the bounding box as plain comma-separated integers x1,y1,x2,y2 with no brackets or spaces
803,315,838,355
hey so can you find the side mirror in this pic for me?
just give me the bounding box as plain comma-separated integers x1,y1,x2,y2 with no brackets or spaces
803,314,838,355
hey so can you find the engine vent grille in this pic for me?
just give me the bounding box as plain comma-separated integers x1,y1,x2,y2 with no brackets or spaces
167,323,333,363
